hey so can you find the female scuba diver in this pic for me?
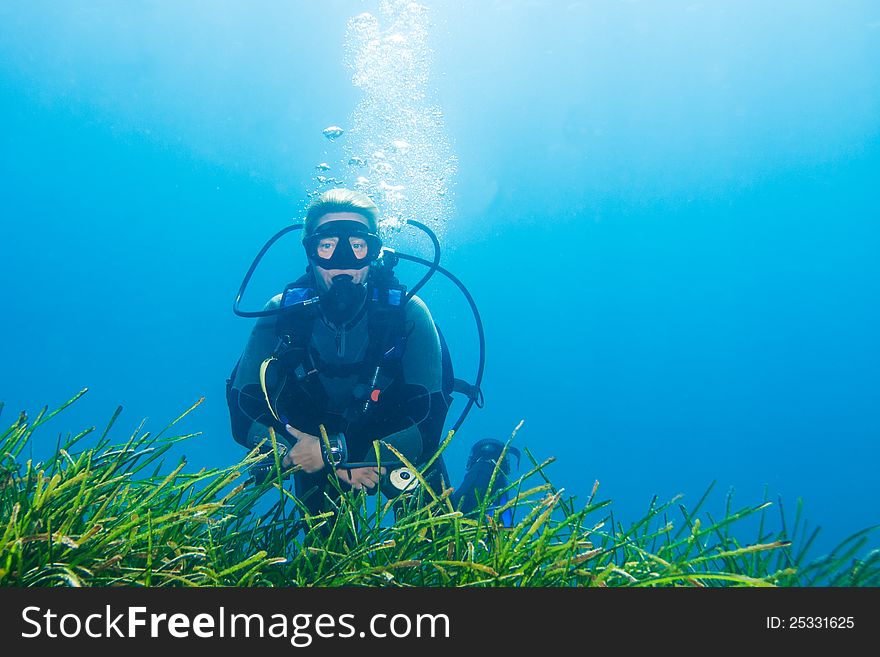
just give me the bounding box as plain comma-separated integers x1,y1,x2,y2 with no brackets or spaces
226,188,517,521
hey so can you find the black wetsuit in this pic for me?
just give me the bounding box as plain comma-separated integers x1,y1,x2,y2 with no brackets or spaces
227,278,450,514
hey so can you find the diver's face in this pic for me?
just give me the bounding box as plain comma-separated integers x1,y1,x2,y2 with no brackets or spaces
311,212,371,291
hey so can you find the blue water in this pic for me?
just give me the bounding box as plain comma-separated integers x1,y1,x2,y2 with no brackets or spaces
1,0,878,560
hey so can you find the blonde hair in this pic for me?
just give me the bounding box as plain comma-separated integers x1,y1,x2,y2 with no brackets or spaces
304,188,380,236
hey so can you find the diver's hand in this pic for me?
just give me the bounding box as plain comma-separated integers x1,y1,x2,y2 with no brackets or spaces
336,466,386,491
283,425,324,473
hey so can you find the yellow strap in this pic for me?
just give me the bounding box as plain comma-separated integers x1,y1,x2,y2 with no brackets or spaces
259,357,283,424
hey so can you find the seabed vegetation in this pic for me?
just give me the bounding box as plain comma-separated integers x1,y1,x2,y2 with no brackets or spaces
1,390,878,587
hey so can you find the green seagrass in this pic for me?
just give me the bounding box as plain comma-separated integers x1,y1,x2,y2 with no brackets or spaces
1,391,877,587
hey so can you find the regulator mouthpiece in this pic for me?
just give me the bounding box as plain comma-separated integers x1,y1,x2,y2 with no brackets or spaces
320,274,366,325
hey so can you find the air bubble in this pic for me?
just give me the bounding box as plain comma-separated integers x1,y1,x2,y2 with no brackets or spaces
326,0,458,242
379,181,405,192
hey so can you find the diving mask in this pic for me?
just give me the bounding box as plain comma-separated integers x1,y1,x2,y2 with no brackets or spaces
303,220,382,271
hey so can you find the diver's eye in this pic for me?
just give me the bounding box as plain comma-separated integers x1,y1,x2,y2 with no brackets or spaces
317,237,338,258
349,237,368,259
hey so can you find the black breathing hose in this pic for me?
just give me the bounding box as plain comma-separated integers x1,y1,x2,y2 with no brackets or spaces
233,223,304,318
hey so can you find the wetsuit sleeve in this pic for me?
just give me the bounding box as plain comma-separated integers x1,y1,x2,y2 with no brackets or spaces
364,295,448,465
226,295,287,449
